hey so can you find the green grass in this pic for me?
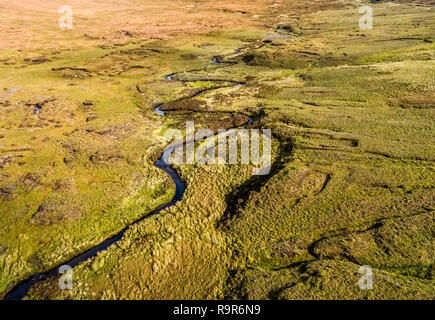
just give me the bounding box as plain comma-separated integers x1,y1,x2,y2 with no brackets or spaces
1,0,434,300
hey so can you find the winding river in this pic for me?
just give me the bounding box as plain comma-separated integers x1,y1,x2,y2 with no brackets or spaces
5,49,252,300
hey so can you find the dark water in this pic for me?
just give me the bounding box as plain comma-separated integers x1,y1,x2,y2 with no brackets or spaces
5,77,187,300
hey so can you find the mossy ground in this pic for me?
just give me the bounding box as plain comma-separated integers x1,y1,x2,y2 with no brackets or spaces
1,0,434,299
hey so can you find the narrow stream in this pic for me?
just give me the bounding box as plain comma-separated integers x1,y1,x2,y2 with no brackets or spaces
5,151,185,300
5,49,250,300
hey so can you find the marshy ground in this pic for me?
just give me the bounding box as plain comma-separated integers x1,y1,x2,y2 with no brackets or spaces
0,0,434,299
